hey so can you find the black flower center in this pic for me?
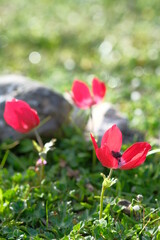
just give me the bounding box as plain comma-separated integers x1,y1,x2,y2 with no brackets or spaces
111,151,122,163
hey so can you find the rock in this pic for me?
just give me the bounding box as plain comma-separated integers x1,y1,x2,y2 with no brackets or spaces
68,99,143,144
87,103,143,144
0,74,72,141
64,92,89,130
117,199,141,220
117,199,131,216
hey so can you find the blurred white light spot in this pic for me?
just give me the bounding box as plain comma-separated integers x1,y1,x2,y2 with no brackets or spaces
64,58,75,70
133,66,144,77
67,12,80,25
131,118,140,127
131,78,141,88
134,108,143,116
130,91,141,101
29,51,41,64
108,77,121,88
148,48,158,60
99,40,112,58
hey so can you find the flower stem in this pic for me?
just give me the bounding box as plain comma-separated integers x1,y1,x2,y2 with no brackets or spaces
34,129,44,149
90,107,96,169
108,168,113,179
39,164,44,182
99,182,105,219
92,150,96,170
99,169,114,220
34,129,44,182
90,106,94,133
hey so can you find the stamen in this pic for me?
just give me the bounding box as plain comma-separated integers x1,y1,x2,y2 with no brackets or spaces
111,151,124,167
111,151,122,159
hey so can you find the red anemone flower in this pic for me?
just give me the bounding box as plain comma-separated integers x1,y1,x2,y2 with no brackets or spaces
90,125,151,170
4,98,40,133
72,78,106,109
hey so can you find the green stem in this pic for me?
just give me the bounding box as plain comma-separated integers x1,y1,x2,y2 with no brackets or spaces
90,106,97,169
99,182,105,219
92,149,96,170
46,201,49,228
39,164,44,182
99,169,114,220
34,129,45,182
90,106,94,133
0,150,9,168
34,129,44,150
108,168,113,179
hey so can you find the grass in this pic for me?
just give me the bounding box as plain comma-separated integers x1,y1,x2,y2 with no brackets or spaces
0,0,160,239
0,128,160,239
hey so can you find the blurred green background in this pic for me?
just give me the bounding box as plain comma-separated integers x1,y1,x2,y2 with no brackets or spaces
0,0,160,137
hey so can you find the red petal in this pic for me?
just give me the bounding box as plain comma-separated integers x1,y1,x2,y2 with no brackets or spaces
101,125,122,152
72,80,93,109
90,133,119,169
121,142,151,170
96,146,118,169
92,78,106,104
4,99,40,133
90,133,98,151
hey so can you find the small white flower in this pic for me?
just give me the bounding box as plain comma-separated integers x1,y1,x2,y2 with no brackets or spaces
132,205,140,211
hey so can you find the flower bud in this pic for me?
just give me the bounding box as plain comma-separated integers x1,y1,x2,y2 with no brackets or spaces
137,194,143,202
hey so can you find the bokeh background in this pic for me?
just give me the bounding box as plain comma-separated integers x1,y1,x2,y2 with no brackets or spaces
0,0,160,137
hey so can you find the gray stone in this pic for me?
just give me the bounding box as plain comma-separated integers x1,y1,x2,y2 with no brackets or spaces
86,103,143,143
60,94,143,144
117,199,141,220
0,74,72,141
